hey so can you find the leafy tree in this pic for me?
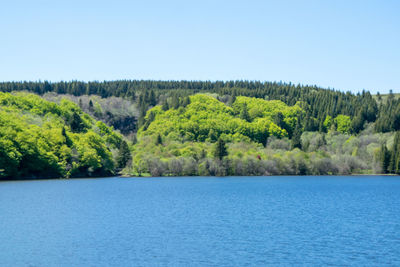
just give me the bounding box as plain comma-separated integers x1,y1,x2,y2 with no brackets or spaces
0,92,123,179
335,115,351,134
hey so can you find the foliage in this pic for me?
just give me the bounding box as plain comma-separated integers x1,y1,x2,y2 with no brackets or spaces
335,115,351,134
126,94,394,176
0,92,125,179
0,80,382,134
138,94,295,146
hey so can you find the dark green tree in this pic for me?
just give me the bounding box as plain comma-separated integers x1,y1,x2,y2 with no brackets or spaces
62,127,72,147
117,140,131,169
240,102,250,122
88,99,94,112
171,95,180,109
380,144,390,174
162,100,169,111
274,112,284,128
389,132,400,174
291,119,302,150
181,96,191,107
213,137,228,160
70,112,85,133
156,134,163,145
149,90,157,106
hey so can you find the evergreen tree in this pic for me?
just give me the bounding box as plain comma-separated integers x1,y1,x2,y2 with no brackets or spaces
213,137,228,160
240,102,250,122
351,113,364,134
138,102,147,127
143,111,155,131
116,140,131,169
162,100,169,111
380,144,390,174
62,127,72,147
70,112,85,133
171,95,180,109
274,112,285,129
156,134,163,145
88,99,94,112
291,119,302,150
149,90,157,106
389,132,400,174
181,96,191,107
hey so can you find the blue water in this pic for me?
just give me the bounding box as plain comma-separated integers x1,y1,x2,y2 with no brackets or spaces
1,176,400,266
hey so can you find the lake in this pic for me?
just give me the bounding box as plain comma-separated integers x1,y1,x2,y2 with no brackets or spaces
1,176,400,266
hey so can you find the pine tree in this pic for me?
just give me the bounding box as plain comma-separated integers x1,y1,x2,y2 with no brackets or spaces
389,132,400,173
240,102,250,122
274,112,285,129
88,99,94,112
291,119,302,150
181,96,191,107
171,95,180,109
380,144,390,174
138,101,147,127
156,134,163,145
117,140,131,169
149,90,156,106
61,127,72,147
162,100,169,111
213,137,228,160
70,112,85,133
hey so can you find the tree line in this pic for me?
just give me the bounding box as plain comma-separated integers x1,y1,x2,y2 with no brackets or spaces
0,80,392,134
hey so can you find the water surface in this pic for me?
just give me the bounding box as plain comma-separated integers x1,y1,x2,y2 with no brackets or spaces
1,176,399,266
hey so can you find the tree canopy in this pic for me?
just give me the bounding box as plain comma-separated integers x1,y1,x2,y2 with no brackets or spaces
0,92,127,179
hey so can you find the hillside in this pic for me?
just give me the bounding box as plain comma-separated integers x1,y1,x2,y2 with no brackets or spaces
2,83,400,178
0,80,382,134
0,92,130,179
125,94,394,177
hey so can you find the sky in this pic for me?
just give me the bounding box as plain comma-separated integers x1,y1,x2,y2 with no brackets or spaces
1,0,399,93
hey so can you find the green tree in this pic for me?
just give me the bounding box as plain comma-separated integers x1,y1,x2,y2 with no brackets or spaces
335,115,351,134
117,140,131,169
162,100,169,111
89,99,94,112
70,111,85,133
380,144,390,174
171,95,180,109
291,119,302,149
389,132,400,174
156,134,163,145
213,137,228,160
240,102,250,122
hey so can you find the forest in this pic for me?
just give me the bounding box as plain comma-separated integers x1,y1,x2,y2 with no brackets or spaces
0,92,130,179
0,80,400,178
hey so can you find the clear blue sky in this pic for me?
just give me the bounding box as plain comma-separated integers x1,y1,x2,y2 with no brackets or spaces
1,0,399,93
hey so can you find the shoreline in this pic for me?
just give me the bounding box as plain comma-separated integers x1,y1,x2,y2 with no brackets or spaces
1,173,398,182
